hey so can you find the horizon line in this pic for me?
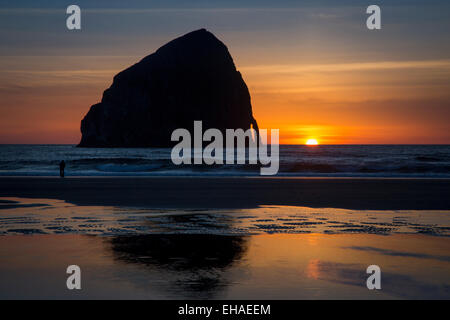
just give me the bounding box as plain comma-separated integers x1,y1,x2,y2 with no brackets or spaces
1,143,449,146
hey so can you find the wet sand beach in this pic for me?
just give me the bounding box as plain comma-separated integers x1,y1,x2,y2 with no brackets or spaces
0,233,449,299
0,177,449,210
0,177,449,299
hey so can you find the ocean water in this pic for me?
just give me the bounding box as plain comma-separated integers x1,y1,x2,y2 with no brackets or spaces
0,144,449,177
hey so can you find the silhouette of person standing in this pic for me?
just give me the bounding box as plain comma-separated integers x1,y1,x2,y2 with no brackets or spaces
59,160,66,178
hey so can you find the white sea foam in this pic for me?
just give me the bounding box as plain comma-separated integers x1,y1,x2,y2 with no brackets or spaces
0,144,449,177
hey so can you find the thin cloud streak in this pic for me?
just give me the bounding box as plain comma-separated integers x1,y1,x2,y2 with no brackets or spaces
241,60,450,74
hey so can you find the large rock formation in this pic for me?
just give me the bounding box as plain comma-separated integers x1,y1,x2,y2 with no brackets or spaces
78,29,258,147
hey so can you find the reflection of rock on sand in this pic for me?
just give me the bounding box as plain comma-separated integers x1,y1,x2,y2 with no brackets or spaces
109,234,249,299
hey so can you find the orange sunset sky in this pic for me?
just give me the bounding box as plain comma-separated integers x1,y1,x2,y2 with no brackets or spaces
0,1,449,144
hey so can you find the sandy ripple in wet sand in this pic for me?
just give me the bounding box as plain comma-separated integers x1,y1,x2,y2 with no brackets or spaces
0,197,449,299
0,197,449,236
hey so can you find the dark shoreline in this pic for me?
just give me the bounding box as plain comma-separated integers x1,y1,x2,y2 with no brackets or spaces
1,177,449,210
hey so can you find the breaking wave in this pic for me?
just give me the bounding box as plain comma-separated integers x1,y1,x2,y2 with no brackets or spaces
0,144,449,177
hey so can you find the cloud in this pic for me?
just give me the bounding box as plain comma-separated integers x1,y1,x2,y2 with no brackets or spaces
241,60,450,74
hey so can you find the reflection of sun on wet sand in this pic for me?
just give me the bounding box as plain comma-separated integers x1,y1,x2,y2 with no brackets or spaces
0,233,448,299
0,177,449,299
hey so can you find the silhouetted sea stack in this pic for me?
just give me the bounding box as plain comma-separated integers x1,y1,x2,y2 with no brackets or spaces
78,29,259,147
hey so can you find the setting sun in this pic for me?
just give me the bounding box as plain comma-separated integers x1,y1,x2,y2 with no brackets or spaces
306,139,319,145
